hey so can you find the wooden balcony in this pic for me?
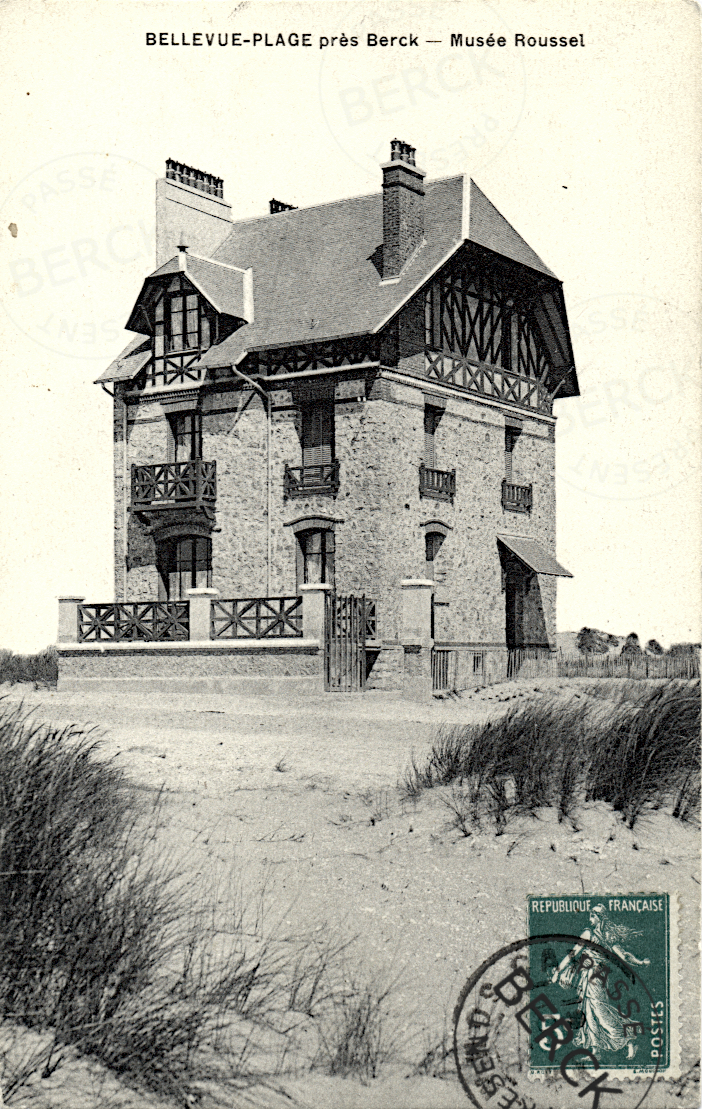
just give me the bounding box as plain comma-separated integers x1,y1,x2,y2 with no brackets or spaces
131,460,216,511
419,463,456,502
502,480,533,513
284,460,340,498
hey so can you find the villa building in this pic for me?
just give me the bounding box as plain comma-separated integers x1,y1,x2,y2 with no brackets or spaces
60,141,578,695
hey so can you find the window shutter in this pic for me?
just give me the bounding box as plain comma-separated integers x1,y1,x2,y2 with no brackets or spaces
303,402,333,467
424,409,436,468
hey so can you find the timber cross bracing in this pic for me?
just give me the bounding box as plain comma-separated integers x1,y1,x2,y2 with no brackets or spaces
252,336,380,377
422,248,571,414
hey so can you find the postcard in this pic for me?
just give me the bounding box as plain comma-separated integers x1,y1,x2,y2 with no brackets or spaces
0,2,699,1107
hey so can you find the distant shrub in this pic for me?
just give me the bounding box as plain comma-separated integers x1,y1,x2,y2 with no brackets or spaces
620,633,642,656
0,647,57,687
576,627,619,654
646,639,664,656
668,643,701,657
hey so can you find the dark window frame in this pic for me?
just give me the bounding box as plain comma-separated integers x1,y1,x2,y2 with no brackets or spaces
157,534,212,600
296,528,336,591
153,275,215,357
168,412,203,462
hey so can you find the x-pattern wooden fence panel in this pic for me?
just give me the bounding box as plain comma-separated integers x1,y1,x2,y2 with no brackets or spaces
78,602,189,642
211,597,303,639
364,599,377,640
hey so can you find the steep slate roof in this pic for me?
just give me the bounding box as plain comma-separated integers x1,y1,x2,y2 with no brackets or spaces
97,336,151,384
98,174,572,384
467,181,557,279
198,174,465,370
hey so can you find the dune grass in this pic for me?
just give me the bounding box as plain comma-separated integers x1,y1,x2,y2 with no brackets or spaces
0,700,402,1103
403,680,700,832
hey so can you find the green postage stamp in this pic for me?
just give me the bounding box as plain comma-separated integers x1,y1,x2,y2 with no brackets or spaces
527,893,679,1078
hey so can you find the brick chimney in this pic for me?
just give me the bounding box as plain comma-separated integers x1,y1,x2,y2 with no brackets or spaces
382,139,425,279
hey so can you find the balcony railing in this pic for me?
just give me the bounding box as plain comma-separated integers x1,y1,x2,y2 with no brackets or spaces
78,602,189,642
284,460,340,498
502,480,533,513
419,464,456,502
131,461,216,511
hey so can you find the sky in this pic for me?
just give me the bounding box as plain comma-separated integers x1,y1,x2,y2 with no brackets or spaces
0,0,700,652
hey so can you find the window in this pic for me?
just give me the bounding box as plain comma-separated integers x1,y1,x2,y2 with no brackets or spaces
157,535,212,600
153,276,212,357
424,407,439,469
505,427,520,482
297,529,335,588
425,531,445,578
302,401,334,471
423,264,551,380
169,413,202,462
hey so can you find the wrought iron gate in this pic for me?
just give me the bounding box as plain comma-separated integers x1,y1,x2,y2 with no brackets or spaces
431,648,457,693
324,594,367,692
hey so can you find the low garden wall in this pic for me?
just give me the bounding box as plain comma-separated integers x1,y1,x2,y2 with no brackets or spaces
57,640,323,696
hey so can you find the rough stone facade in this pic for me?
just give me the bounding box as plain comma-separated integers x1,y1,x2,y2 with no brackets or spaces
115,366,558,672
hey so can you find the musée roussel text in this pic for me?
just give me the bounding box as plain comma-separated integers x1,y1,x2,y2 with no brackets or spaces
145,32,587,49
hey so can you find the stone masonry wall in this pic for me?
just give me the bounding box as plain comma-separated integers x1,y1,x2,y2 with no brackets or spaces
116,368,558,651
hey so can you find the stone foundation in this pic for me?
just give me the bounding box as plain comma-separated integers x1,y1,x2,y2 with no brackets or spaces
58,640,323,696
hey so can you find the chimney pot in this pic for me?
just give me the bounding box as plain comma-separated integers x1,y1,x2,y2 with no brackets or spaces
382,140,425,279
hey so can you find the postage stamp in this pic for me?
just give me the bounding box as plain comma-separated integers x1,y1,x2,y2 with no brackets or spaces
453,894,680,1109
527,894,679,1079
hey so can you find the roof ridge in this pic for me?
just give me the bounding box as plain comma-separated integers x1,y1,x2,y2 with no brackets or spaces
217,173,467,236
187,251,248,273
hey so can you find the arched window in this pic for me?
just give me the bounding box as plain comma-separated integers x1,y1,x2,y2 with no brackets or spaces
297,529,335,589
425,531,445,578
157,535,212,600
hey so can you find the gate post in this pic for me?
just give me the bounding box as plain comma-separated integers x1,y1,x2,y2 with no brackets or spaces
400,578,434,701
186,587,219,641
299,583,332,642
58,596,84,643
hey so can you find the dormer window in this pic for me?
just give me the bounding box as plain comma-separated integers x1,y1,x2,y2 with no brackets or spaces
153,276,213,357
144,274,218,388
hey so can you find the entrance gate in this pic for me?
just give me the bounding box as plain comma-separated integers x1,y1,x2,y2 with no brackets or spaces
324,593,367,692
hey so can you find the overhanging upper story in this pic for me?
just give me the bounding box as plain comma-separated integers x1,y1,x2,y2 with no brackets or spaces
96,143,579,419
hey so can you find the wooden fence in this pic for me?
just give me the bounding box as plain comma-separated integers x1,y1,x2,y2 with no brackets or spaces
508,649,700,681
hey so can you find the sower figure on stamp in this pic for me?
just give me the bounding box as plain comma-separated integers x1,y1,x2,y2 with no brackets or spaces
551,904,651,1060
